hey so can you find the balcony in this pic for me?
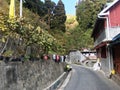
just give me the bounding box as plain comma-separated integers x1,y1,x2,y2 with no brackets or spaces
94,30,107,47
94,27,120,47
109,27,120,39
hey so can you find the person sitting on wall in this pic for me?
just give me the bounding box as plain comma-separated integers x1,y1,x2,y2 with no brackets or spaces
60,55,64,62
65,64,72,72
55,55,60,63
43,54,48,60
52,54,56,61
0,56,4,60
93,58,101,71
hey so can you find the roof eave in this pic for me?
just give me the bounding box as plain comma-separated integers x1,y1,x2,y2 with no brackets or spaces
91,18,104,37
99,0,119,16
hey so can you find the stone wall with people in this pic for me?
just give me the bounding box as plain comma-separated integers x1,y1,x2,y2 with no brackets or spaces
0,60,65,90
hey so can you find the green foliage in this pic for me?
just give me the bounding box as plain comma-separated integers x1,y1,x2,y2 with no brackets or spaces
1,0,103,56
14,18,59,54
43,0,56,28
76,0,107,31
65,26,93,52
51,0,66,32
0,12,8,32
49,29,67,54
66,18,75,24
24,55,30,61
65,15,78,30
0,11,20,41
74,0,114,50
3,50,13,57
0,0,64,56
23,0,45,16
22,0,66,32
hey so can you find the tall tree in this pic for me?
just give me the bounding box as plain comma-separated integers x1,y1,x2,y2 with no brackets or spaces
44,0,56,27
51,0,66,32
23,0,45,16
76,0,107,31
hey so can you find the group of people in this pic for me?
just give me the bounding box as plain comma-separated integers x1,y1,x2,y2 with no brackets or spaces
0,55,25,63
52,54,66,63
0,54,67,63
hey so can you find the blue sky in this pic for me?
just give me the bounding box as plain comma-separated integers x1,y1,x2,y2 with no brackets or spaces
41,0,77,15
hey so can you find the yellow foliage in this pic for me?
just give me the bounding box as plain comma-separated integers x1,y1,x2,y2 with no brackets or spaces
2,38,5,43
0,13,8,31
36,26,42,33
66,14,78,30
3,50,13,57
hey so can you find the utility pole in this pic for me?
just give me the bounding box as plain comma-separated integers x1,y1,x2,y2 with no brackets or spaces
20,0,23,18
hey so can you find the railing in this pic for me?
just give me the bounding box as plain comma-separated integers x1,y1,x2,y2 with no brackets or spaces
43,72,68,90
109,27,120,39
94,30,107,47
94,27,120,47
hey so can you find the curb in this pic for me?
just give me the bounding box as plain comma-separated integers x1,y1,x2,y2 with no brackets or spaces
43,72,66,90
58,71,72,90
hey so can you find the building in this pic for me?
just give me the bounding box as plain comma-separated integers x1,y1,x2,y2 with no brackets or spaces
110,34,120,75
66,50,86,64
81,51,97,60
91,0,120,77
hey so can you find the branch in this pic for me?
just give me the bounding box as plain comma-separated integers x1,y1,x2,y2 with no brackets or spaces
0,38,9,55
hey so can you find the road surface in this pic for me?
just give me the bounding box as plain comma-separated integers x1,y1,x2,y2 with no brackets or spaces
64,65,120,90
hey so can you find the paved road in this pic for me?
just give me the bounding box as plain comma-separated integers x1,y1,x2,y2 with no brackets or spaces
64,65,120,90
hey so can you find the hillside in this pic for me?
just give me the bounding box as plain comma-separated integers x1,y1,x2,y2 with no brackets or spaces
66,14,79,30
0,0,94,56
0,0,61,58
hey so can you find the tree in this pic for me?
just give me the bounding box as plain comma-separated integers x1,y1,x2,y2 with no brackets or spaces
43,0,56,27
76,0,107,31
20,0,67,32
23,0,45,16
51,0,66,32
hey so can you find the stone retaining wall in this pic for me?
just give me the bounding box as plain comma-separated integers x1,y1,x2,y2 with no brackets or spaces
0,60,65,90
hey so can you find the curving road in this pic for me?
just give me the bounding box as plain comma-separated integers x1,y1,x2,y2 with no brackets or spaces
64,65,120,90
